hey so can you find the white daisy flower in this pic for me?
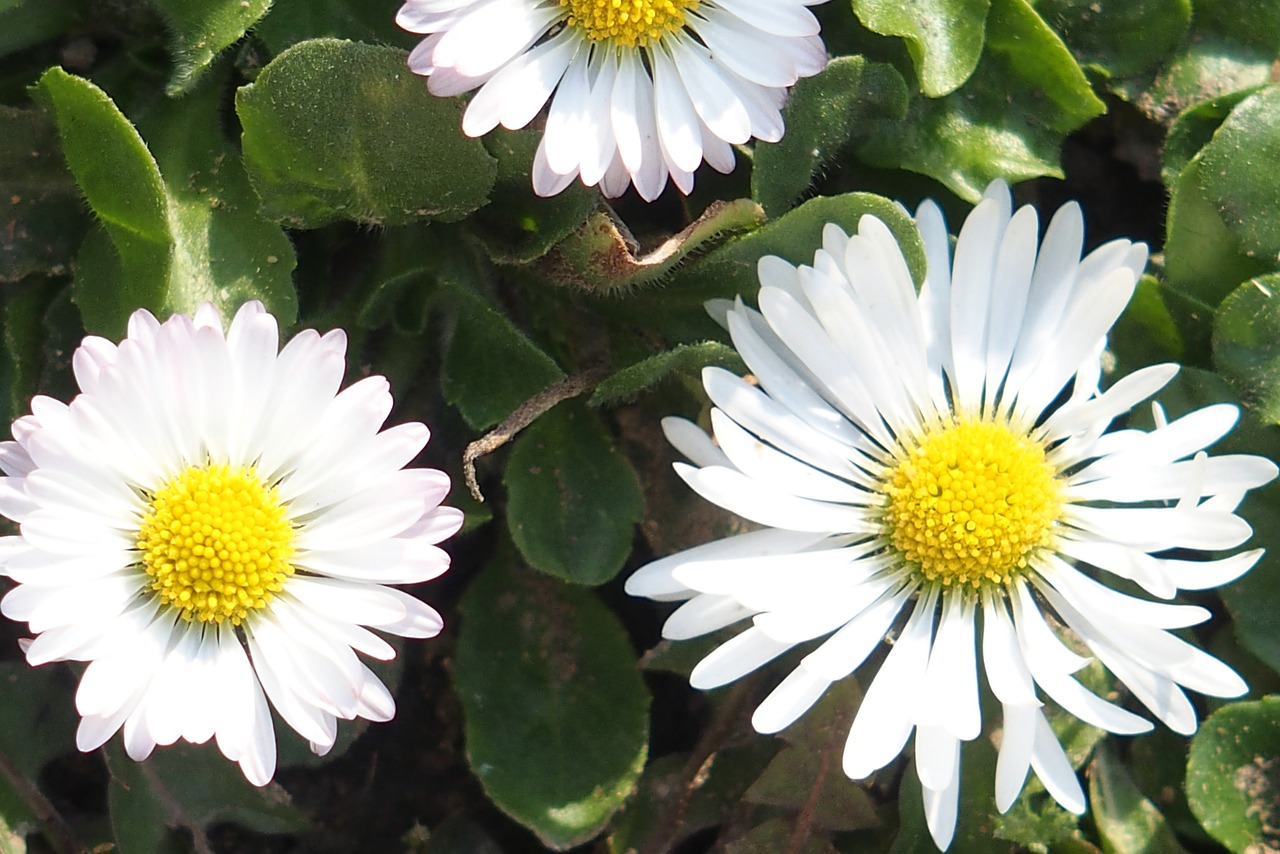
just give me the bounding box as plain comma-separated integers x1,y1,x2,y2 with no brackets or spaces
395,0,828,201
625,182,1277,849
0,302,462,786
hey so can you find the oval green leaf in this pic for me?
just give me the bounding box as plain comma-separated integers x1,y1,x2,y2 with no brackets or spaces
1187,697,1280,853
504,401,644,585
34,67,172,336
454,552,650,849
236,39,496,228
1213,274,1280,424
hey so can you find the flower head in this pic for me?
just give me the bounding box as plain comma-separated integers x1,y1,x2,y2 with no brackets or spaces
0,303,462,785
396,0,828,200
625,182,1277,849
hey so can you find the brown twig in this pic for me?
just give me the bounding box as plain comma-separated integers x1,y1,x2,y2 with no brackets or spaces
784,712,842,854
0,744,84,854
462,365,609,502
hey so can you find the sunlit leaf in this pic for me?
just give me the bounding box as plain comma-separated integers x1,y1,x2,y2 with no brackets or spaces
1186,697,1280,853
237,39,496,228
150,0,271,94
860,0,1105,201
1213,274,1280,424
850,0,990,96
33,67,170,336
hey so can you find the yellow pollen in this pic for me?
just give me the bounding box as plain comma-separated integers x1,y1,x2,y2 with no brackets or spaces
882,420,1061,589
560,0,698,47
137,464,294,625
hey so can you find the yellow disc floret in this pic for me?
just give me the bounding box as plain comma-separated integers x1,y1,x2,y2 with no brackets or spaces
137,464,294,625
883,420,1061,588
560,0,698,47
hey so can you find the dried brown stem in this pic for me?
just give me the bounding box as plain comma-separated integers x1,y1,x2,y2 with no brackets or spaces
784,713,841,854
462,365,609,502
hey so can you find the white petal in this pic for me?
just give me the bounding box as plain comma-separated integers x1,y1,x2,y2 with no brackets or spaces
995,702,1037,812
843,591,936,779
751,667,832,734
674,463,876,534
1030,710,1085,813
689,626,792,689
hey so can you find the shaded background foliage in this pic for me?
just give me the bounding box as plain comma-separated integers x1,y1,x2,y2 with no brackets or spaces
0,0,1279,852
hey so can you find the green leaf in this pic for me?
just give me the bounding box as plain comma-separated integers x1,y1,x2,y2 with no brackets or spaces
106,742,307,854
589,341,744,408
140,64,298,323
1186,697,1280,853
1163,159,1272,356
469,129,599,265
1034,0,1190,79
859,0,1105,201
850,0,990,97
751,57,909,217
1129,729,1207,845
1193,85,1280,265
1192,0,1280,53
1156,86,1278,353
454,551,650,849
504,401,644,585
0,107,83,283
1213,274,1280,424
150,0,271,94
1110,274,1183,372
537,198,764,293
236,39,496,228
440,285,564,430
1089,742,1189,854
1221,484,1280,676
33,67,170,334
1162,88,1262,189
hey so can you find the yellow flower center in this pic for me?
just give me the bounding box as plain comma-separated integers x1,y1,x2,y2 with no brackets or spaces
137,464,294,625
883,420,1061,588
560,0,698,47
